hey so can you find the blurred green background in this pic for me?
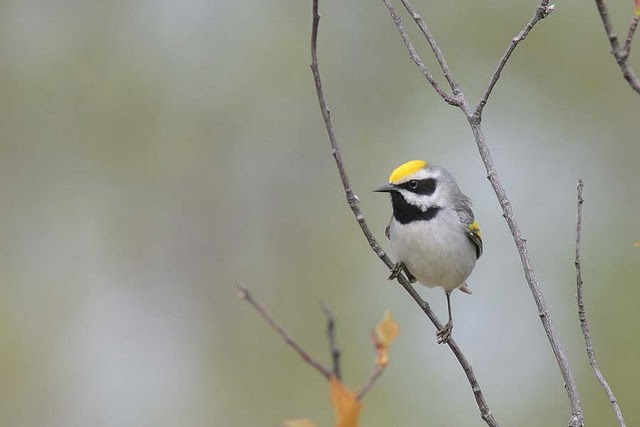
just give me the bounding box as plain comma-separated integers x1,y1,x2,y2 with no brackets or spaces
0,0,638,426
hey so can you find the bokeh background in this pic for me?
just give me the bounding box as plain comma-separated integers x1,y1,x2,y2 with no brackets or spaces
0,0,638,425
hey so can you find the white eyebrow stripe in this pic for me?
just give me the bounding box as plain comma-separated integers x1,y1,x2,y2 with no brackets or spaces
395,168,440,184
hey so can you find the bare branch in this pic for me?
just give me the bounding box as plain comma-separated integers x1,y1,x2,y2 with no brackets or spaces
381,0,459,106
575,180,626,427
357,365,385,400
310,0,384,259
240,285,394,400
623,16,639,56
383,0,583,424
466,114,584,427
321,302,342,380
594,0,640,95
398,0,462,98
310,1,499,425
467,4,579,414
595,0,619,48
476,1,555,117
237,285,332,380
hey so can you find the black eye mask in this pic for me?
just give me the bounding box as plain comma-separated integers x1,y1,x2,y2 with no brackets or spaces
400,178,437,196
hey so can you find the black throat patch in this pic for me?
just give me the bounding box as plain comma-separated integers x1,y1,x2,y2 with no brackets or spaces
390,192,441,224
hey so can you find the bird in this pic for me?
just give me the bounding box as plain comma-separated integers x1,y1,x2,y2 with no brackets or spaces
374,160,482,344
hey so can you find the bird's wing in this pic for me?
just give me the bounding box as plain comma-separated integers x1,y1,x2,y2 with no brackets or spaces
455,195,483,260
466,220,483,260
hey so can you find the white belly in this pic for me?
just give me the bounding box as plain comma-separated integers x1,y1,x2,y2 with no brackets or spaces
389,210,476,292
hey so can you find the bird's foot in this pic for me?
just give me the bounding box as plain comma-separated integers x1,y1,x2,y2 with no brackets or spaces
388,262,416,283
436,321,453,344
388,262,404,281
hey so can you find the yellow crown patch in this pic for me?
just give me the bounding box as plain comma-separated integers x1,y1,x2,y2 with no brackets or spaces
388,160,428,184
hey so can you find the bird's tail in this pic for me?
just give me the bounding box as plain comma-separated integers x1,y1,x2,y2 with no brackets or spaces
459,282,472,294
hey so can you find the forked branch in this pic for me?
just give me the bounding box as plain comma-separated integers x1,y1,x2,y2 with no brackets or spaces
398,0,463,97
382,0,584,425
381,0,459,106
237,285,332,379
239,285,388,398
594,0,640,95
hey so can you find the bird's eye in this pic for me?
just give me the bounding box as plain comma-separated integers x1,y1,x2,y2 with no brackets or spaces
408,180,418,189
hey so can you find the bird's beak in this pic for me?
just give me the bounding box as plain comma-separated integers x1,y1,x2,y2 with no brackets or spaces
373,183,396,193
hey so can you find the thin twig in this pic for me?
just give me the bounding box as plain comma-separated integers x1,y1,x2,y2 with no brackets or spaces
476,1,554,117
240,285,391,399
595,0,619,47
321,302,342,380
357,365,385,400
310,1,498,425
384,0,584,425
399,0,463,98
237,285,332,379
381,0,458,106
575,180,626,427
623,16,639,56
594,0,640,94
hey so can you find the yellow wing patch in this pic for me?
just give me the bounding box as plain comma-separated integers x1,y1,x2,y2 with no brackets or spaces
389,160,428,184
468,220,482,238
467,220,483,259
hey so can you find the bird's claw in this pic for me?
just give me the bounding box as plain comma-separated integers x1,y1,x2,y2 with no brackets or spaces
388,262,404,281
388,262,416,283
436,321,453,344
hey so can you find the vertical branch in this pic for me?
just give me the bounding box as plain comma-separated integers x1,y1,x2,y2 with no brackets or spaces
310,0,385,260
466,118,584,427
574,180,626,427
321,303,342,380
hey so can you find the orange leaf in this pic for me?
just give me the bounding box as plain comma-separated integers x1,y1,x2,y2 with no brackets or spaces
330,376,361,427
635,0,640,17
376,310,399,346
373,310,399,366
634,241,640,247
283,419,317,427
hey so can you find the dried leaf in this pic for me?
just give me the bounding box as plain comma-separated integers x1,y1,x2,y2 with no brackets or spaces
330,376,361,427
373,310,399,366
376,310,399,346
635,0,640,17
634,241,640,247
283,419,317,427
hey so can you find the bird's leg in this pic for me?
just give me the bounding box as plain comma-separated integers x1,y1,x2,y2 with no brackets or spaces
436,291,454,344
388,262,416,283
404,268,416,283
